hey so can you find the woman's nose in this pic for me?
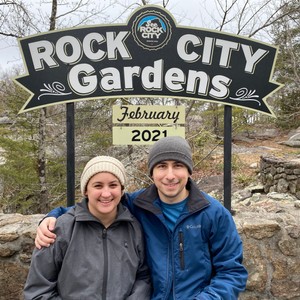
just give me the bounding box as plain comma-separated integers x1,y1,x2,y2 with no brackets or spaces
101,187,111,197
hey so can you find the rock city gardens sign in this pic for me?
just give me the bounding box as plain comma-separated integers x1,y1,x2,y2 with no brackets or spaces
15,5,282,115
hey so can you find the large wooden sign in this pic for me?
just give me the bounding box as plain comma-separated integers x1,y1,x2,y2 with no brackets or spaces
15,5,282,115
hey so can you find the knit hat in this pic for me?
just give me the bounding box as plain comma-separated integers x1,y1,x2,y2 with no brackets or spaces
148,136,193,175
80,156,126,196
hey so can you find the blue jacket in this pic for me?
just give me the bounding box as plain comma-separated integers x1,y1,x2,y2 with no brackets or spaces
125,179,247,299
49,178,247,299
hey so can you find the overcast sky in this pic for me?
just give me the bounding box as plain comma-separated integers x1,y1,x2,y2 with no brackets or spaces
0,0,275,73
0,0,220,72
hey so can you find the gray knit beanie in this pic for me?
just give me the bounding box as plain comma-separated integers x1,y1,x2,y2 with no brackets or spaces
148,136,193,175
80,156,126,196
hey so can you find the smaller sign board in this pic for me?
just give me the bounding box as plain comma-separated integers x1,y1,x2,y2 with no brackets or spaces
112,126,185,145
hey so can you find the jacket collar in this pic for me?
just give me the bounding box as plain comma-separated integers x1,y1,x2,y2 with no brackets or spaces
133,178,210,213
74,197,134,223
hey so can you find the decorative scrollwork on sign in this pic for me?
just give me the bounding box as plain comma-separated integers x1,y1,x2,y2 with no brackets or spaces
38,82,72,100
229,88,261,106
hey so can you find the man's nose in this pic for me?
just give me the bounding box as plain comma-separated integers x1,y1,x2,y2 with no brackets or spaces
165,167,175,179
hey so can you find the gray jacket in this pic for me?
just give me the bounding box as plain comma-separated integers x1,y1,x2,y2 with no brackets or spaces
24,198,151,300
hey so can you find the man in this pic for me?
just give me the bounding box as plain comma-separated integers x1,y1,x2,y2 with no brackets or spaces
36,136,248,299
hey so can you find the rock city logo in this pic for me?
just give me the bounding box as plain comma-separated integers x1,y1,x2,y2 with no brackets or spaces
132,10,172,50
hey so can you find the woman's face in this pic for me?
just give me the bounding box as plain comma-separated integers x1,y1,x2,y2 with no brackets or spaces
85,172,122,225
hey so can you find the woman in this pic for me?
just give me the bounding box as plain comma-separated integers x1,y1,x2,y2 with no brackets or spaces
24,156,151,300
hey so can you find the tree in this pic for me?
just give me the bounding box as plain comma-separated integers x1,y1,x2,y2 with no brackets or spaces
272,0,300,129
0,72,41,213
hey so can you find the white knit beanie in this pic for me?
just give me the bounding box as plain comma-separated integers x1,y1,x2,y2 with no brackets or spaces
80,156,126,196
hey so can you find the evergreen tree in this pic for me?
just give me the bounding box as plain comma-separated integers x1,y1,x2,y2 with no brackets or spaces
272,0,300,129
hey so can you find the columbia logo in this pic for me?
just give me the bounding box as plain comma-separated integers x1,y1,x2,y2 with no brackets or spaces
186,224,201,229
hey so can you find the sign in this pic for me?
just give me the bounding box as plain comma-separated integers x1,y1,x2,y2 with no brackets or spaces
112,105,185,144
112,105,185,124
112,126,185,145
15,5,282,115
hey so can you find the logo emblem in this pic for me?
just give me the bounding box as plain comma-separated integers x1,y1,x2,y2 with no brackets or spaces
132,10,172,50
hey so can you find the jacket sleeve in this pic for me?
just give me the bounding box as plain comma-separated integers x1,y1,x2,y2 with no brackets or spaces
23,247,62,299
47,206,73,218
126,221,152,300
122,189,146,214
24,226,67,299
195,200,248,300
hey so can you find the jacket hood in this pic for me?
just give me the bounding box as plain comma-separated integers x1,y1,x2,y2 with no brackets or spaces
70,197,134,224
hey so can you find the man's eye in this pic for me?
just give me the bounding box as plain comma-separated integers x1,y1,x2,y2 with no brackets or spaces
157,164,165,168
175,163,184,168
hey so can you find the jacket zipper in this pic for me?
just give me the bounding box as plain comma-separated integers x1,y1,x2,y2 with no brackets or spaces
179,230,185,270
102,228,108,300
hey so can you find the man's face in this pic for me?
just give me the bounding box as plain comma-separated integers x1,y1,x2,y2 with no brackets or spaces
152,160,189,204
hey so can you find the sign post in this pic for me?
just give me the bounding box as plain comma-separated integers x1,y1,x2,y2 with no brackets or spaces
66,102,75,206
224,105,232,212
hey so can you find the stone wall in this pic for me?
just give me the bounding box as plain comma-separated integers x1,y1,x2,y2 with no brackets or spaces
0,214,42,300
260,155,300,199
236,207,300,300
0,210,299,300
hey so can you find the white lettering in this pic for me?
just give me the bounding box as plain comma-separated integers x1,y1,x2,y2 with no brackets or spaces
209,75,231,98
56,36,82,64
68,63,97,95
141,59,163,91
83,33,106,61
100,67,122,92
177,34,202,62
165,68,185,91
215,39,239,68
186,70,209,95
123,66,141,90
28,40,58,70
202,37,215,65
106,31,131,60
242,45,268,74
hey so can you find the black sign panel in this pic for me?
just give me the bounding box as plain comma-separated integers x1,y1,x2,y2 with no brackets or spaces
15,5,282,115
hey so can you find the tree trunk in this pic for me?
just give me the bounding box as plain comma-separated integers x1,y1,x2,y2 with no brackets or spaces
38,107,49,212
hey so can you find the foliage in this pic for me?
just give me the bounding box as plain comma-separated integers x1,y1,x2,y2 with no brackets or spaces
0,79,41,213
0,134,39,213
272,0,300,129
